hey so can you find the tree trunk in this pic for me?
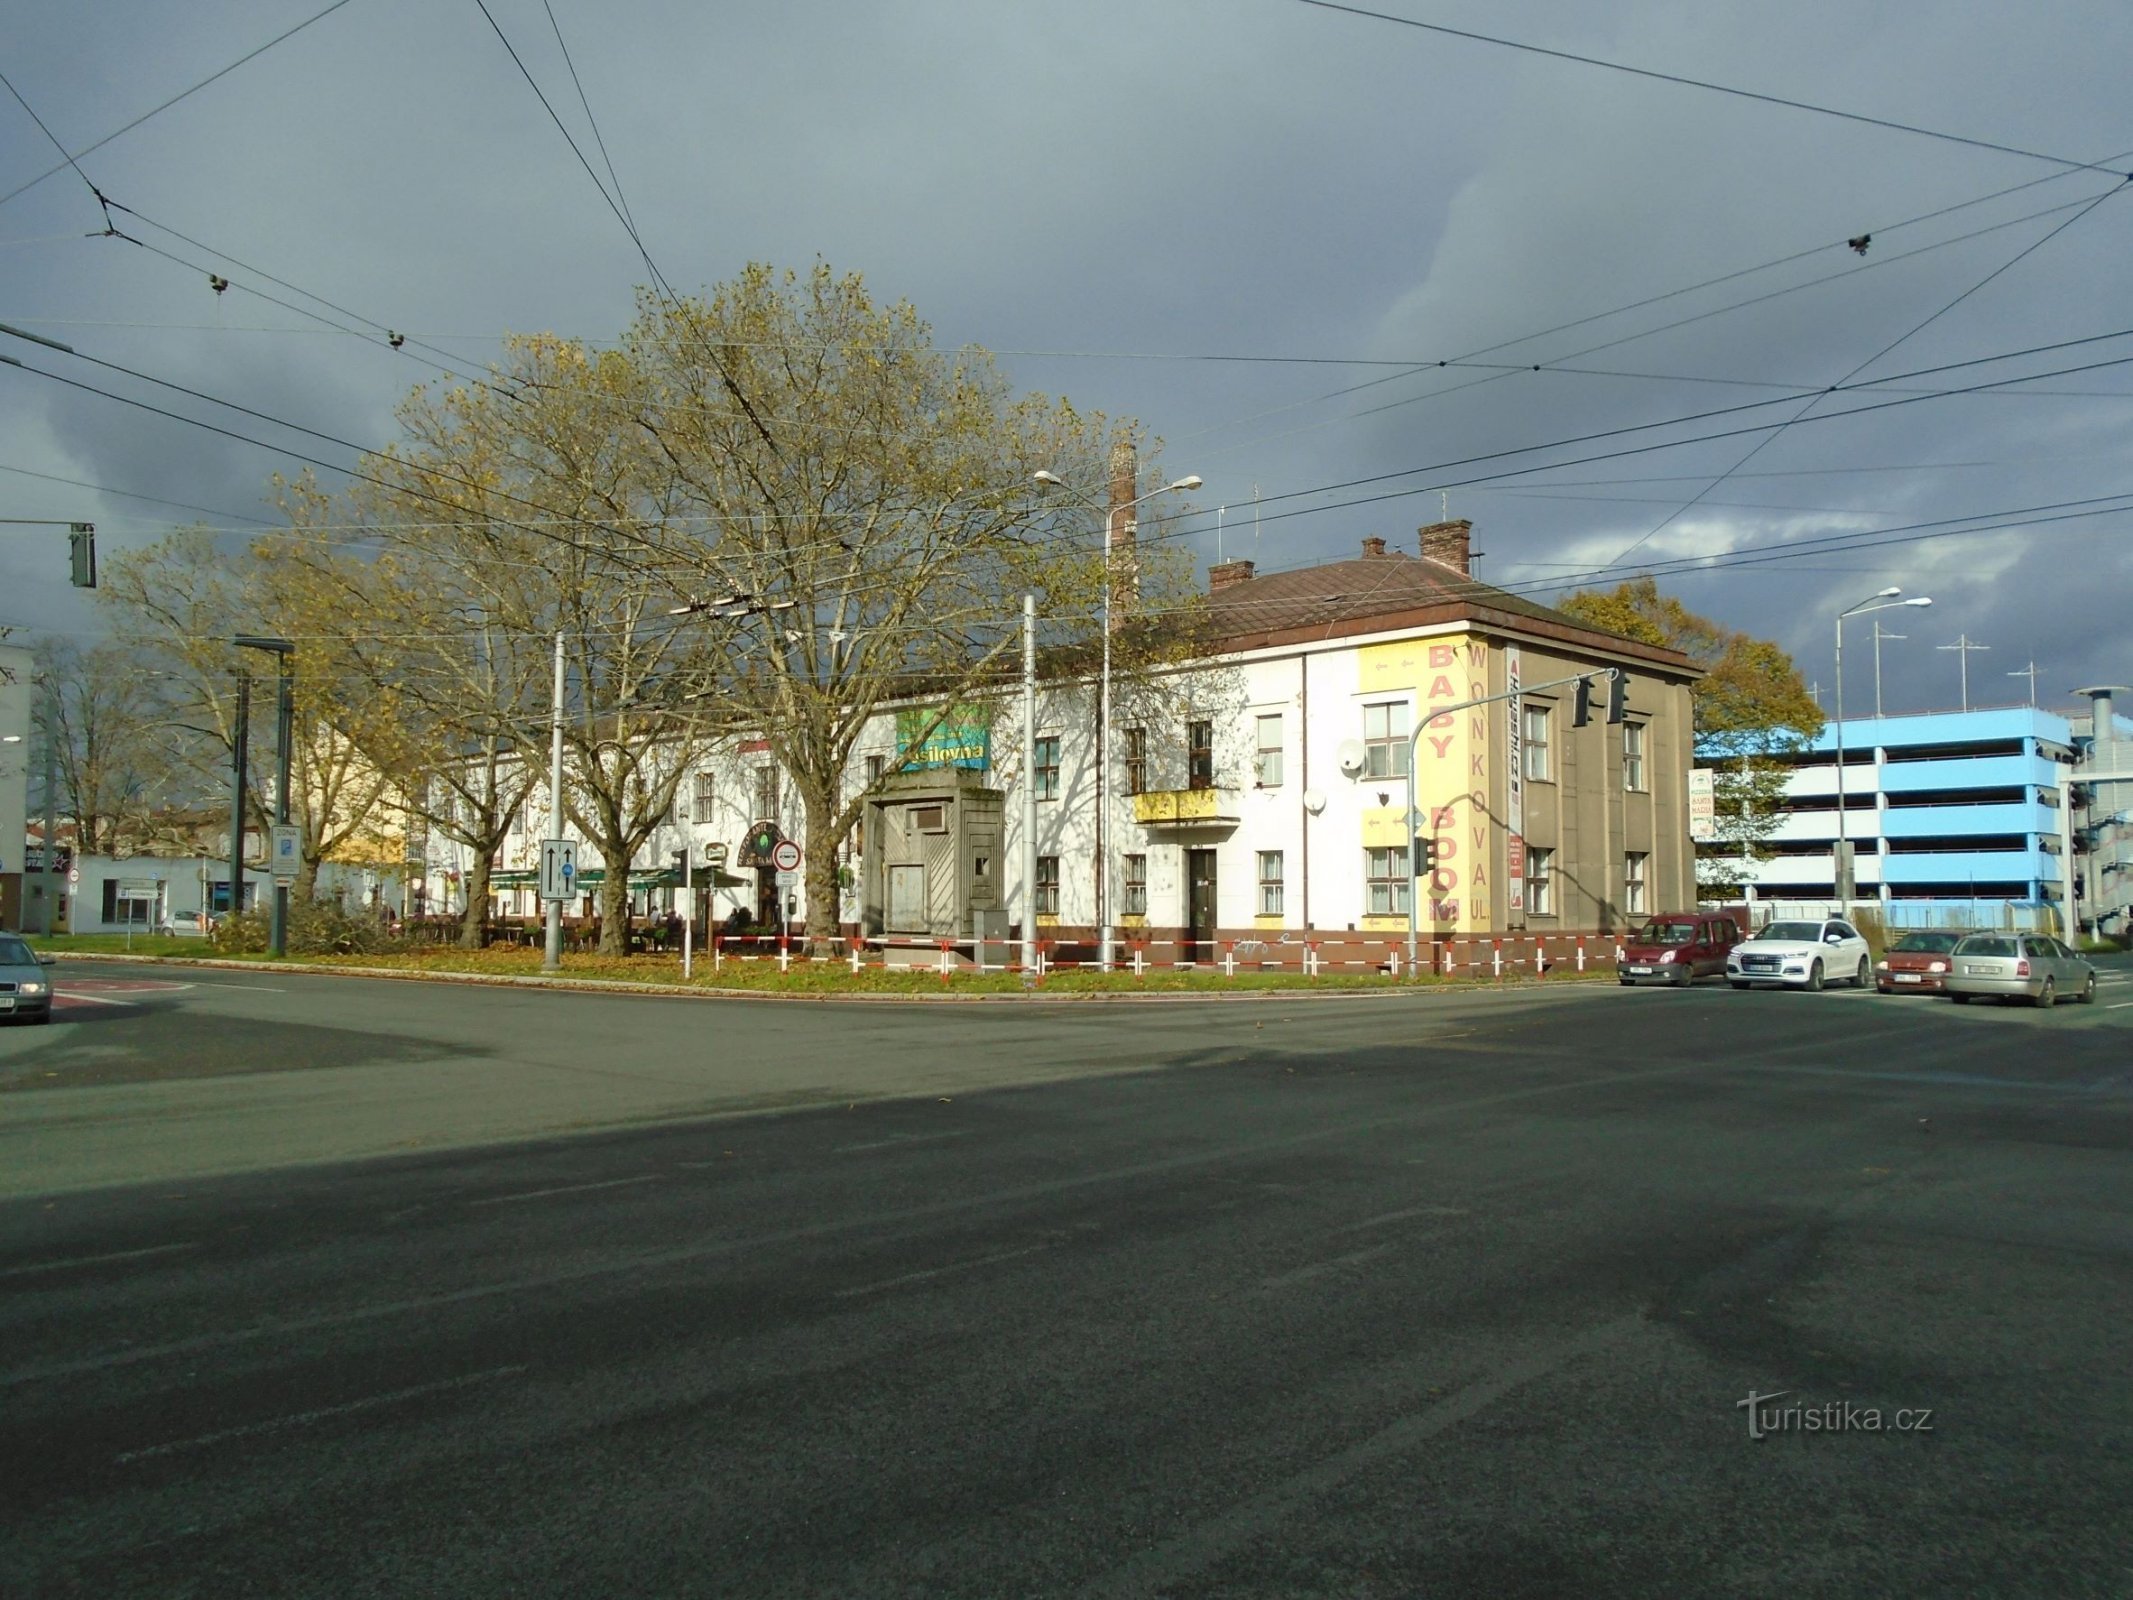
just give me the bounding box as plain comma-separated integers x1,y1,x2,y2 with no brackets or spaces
458,851,494,948
802,788,844,955
596,856,631,956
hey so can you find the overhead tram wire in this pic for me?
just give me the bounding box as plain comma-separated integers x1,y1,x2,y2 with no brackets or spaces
0,0,361,211
1599,175,2132,570
1291,1,2121,176
0,461,274,526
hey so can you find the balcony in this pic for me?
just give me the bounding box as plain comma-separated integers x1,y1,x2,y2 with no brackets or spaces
1133,787,1242,833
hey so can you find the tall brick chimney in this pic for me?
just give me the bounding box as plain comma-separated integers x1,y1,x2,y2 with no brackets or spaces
1360,536,1387,558
1108,438,1138,607
1419,519,1472,575
1208,559,1256,593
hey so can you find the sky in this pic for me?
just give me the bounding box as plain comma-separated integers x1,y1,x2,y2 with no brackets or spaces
3,0,2131,722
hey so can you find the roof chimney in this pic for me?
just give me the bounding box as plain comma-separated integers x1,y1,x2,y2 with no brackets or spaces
1108,438,1139,608
1209,558,1256,593
1419,518,1472,575
1360,536,1387,558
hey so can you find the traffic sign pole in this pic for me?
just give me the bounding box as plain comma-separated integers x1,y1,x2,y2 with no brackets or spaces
542,630,564,973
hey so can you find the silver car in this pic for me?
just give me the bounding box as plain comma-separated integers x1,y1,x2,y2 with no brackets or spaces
1945,932,2096,1008
0,933,55,1024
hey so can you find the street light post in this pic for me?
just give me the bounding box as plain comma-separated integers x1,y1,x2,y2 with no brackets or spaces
234,637,295,958
1834,590,1931,908
1033,469,1200,971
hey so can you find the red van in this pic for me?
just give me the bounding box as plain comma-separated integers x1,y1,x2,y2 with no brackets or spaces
1619,912,1741,986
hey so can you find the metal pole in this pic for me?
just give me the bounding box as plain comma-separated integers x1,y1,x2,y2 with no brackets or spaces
2058,770,2078,941
543,629,565,973
229,673,250,924
1098,510,1115,972
682,850,693,979
1022,594,1038,974
40,672,59,935
270,664,293,958
1405,715,1421,976
1834,615,1849,906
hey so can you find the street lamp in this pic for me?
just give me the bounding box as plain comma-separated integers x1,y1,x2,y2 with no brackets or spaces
1834,590,1930,907
1032,468,1201,970
234,636,295,957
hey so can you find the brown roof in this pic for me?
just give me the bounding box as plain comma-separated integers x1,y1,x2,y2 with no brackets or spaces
1200,547,1697,674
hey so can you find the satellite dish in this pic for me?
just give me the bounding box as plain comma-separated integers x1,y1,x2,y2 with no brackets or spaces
1335,739,1367,777
1302,788,1327,815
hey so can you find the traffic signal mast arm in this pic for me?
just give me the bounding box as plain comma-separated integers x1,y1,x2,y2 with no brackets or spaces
1405,667,1627,975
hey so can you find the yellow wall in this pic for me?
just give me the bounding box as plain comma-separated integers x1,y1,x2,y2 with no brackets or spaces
1358,633,1492,933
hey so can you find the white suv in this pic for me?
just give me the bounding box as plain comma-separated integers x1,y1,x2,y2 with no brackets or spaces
1726,918,1873,992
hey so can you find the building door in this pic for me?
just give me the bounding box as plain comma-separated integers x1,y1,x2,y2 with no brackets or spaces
1187,848,1218,963
887,864,928,933
755,865,780,931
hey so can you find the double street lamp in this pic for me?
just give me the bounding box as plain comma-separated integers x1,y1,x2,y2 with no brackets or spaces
1833,589,1931,905
1032,468,1200,970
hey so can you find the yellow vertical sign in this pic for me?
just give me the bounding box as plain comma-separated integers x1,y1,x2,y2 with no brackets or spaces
1359,634,1491,933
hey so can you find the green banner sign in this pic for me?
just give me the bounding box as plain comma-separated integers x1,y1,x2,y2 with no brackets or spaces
895,704,992,771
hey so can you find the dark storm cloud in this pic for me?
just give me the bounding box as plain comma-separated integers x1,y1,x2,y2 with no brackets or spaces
1,0,2128,708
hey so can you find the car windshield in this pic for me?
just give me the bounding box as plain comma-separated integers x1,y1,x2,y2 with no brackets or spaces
1634,921,1697,945
0,936,33,966
1955,935,2017,957
1759,922,1822,942
1892,933,1962,954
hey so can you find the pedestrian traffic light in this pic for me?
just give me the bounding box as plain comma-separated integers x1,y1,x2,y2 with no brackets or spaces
1572,675,1594,727
68,522,95,588
1606,670,1630,725
1412,834,1438,877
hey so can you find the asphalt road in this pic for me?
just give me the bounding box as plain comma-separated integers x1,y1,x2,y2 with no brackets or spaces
4,959,2131,1597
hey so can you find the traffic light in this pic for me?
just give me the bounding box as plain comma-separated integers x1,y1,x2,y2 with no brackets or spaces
1606,670,1629,725
1572,676,1594,728
68,523,95,588
1412,834,1438,877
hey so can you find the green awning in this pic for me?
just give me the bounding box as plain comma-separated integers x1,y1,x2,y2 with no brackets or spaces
484,867,747,891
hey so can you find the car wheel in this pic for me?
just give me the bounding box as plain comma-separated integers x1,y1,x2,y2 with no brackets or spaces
1950,992,1971,1004
2080,973,2097,1004
2035,976,2056,1009
1804,960,1824,992
1853,957,1870,988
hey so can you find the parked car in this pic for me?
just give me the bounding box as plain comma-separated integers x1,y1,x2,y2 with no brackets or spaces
1619,913,1741,986
1726,918,1873,991
1944,933,2097,1007
0,933,55,1024
1874,930,1972,994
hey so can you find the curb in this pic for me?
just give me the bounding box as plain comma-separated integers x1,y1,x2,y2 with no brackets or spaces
49,950,1610,1006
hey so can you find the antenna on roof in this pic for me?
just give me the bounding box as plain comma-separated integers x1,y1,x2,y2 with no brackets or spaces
1441,489,1449,521
1216,505,1225,563
1252,484,1261,561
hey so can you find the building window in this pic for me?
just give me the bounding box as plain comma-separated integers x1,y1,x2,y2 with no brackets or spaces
1257,850,1285,916
1122,726,1146,795
1187,719,1215,789
1522,704,1551,782
1624,851,1648,915
1254,714,1284,787
1527,846,1554,916
1366,846,1411,915
1036,854,1060,916
754,765,779,820
1364,701,1411,778
1035,735,1061,801
1122,853,1147,916
865,754,886,787
690,771,716,823
1622,722,1647,792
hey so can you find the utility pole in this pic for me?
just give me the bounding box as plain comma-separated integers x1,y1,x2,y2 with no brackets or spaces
544,629,565,974
228,673,250,924
1938,635,1990,711
2008,662,2040,706
1022,594,1037,976
40,669,59,935
235,637,295,957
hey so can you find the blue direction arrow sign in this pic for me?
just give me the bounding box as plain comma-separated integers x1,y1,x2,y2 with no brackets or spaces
539,839,578,900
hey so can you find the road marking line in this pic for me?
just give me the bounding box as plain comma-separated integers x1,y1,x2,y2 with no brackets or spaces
52,990,137,1007
2107,1002,2133,1010
1262,1241,1396,1290
192,981,287,992
114,1364,529,1463
834,1130,972,1154
835,1244,1049,1299
0,1242,201,1280
468,1175,661,1207
1336,1204,1470,1233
